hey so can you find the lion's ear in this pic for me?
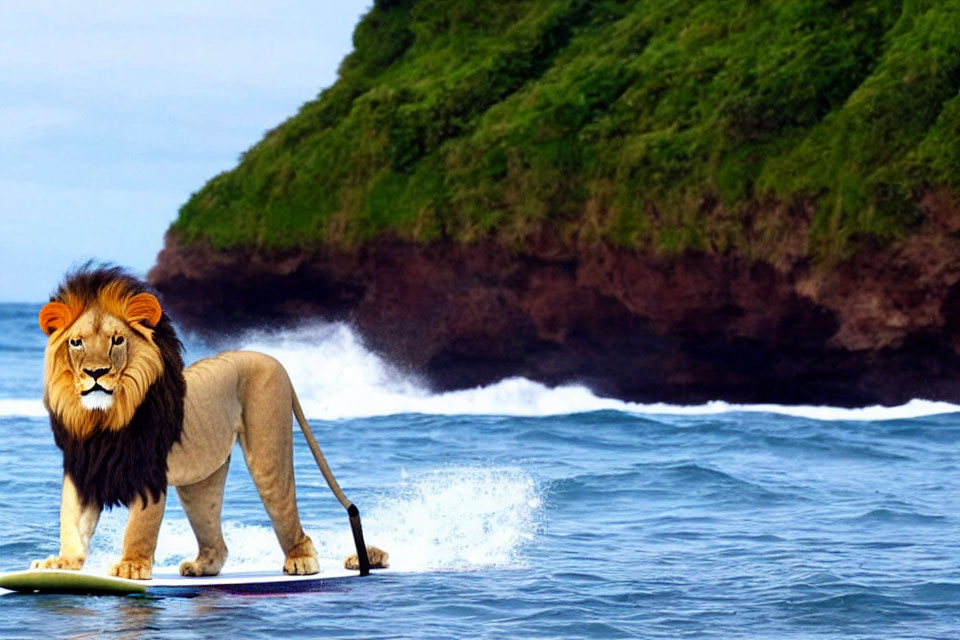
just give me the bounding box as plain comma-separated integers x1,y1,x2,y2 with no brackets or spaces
125,293,163,327
39,302,74,336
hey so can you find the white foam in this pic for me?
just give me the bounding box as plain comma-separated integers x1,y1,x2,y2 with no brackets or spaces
84,512,289,574
230,323,960,422
0,398,45,417
356,466,541,572
620,398,960,421
291,466,541,573
236,323,426,420
83,465,541,575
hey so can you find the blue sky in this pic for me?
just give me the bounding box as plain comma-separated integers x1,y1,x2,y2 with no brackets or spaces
0,1,371,301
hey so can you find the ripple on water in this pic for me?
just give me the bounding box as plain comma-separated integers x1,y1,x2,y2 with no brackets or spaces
911,581,960,604
849,508,947,527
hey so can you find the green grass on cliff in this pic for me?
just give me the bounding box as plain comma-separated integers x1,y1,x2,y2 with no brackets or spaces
172,0,960,258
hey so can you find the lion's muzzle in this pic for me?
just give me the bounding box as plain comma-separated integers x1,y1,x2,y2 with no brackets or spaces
80,383,115,411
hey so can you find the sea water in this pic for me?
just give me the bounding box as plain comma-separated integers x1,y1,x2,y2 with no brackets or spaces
1,301,959,639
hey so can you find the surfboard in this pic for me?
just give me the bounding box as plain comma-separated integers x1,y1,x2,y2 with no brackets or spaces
0,567,365,596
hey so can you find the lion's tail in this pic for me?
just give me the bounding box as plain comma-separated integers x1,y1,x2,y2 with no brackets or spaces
291,390,351,509
291,389,372,575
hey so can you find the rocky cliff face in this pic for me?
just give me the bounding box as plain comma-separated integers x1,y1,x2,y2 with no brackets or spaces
149,190,960,407
147,2,960,406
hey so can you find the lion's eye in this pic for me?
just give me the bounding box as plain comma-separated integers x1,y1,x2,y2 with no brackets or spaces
69,338,83,348
112,336,125,346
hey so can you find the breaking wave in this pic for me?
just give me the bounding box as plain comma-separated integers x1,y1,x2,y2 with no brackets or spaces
4,323,958,422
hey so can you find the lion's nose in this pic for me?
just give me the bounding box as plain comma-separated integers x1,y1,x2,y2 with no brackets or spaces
83,367,110,380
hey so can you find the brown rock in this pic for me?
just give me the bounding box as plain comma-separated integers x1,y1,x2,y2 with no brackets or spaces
150,195,960,406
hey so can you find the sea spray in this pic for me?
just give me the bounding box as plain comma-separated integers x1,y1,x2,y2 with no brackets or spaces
235,323,427,420
355,466,542,572
84,466,542,574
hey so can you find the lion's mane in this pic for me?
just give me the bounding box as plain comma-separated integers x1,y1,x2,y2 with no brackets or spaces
45,265,186,510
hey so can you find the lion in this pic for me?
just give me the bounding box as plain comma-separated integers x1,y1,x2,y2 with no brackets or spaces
31,266,387,580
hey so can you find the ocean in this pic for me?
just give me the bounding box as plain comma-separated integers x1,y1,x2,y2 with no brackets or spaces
1,301,959,639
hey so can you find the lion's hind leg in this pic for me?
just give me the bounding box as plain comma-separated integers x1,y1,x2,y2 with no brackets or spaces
176,457,230,577
235,361,319,575
238,423,319,575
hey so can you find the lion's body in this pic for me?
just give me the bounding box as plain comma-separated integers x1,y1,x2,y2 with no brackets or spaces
171,351,295,487
31,266,387,580
167,350,318,577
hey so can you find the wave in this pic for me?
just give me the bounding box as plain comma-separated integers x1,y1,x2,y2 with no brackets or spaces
849,508,946,526
209,323,960,421
3,323,959,421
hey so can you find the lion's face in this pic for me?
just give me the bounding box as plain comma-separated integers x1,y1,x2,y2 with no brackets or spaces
40,289,165,439
64,308,140,411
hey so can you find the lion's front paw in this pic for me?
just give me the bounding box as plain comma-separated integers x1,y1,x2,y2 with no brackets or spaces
344,545,390,571
109,558,153,580
30,555,84,571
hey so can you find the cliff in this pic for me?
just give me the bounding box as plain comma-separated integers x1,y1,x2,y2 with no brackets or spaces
151,1,960,405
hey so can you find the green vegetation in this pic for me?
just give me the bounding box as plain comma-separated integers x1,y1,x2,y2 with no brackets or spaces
172,0,960,259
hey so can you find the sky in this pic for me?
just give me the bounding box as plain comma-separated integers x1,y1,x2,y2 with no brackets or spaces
0,1,371,302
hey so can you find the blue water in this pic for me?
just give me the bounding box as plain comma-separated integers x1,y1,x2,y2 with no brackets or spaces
2,302,960,638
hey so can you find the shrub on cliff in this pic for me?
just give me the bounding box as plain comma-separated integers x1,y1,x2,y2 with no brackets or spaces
171,0,960,260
